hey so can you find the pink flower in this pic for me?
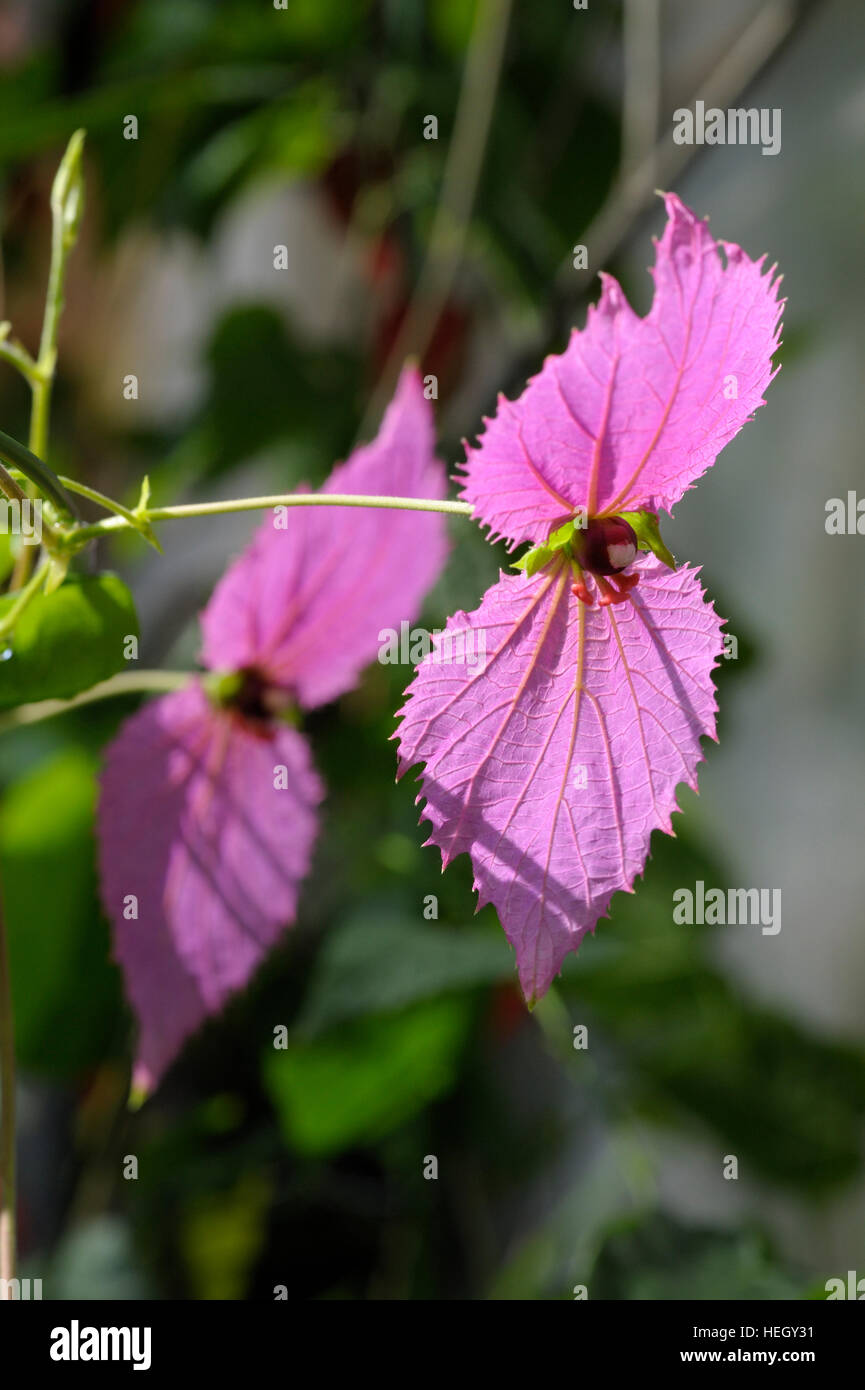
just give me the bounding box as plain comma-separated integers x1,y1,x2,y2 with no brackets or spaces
98,368,448,1092
395,195,784,1003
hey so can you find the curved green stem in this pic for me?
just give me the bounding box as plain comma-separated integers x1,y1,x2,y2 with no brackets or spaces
0,465,27,507
61,491,475,549
0,559,48,643
10,131,84,590
0,669,193,734
0,325,40,388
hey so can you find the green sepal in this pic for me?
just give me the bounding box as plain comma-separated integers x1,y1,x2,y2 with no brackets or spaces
131,474,162,553
547,519,576,549
512,543,552,577
512,516,582,577
202,669,245,707
619,509,676,569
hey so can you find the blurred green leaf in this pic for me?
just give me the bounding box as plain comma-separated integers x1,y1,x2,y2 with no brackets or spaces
0,747,123,1077
264,996,471,1154
181,1173,271,1300
430,0,479,56
186,306,361,480
0,573,139,709
590,1213,805,1301
296,908,513,1037
564,831,865,1193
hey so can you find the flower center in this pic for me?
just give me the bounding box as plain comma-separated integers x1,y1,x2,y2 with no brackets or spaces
574,517,638,575
571,516,640,608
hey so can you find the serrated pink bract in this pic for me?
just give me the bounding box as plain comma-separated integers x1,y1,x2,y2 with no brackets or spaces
97,367,448,1089
458,194,783,546
200,364,448,708
396,556,724,1000
398,196,781,999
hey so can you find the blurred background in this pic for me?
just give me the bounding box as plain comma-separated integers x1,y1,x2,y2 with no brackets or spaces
0,0,863,1300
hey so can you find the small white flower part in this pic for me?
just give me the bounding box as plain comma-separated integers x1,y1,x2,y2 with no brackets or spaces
607,539,637,571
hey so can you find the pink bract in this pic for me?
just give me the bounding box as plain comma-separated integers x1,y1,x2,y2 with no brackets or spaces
396,556,723,1002
458,194,783,547
98,367,448,1089
98,683,323,1092
201,365,448,709
397,195,783,1000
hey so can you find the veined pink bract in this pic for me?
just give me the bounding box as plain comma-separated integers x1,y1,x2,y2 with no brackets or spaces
98,367,448,1092
396,195,783,1002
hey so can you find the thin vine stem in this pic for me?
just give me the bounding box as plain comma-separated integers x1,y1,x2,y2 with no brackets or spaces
0,669,193,734
0,559,48,643
10,131,85,590
62,491,474,549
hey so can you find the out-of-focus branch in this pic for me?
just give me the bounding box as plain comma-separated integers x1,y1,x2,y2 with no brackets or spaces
622,0,661,183
555,0,800,303
358,0,513,439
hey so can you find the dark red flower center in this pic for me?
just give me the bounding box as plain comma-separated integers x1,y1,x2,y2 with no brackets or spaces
571,517,640,608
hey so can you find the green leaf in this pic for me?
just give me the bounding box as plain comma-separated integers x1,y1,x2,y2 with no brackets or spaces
0,427,78,518
263,997,471,1155
0,572,139,709
590,1214,806,1301
0,748,123,1077
618,509,676,569
295,908,514,1037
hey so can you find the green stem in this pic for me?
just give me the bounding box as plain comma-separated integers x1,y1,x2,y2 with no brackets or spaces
0,669,193,734
62,491,475,548
0,325,40,388
0,465,27,506
11,131,84,590
0,560,48,643
57,475,139,517
0,879,15,1294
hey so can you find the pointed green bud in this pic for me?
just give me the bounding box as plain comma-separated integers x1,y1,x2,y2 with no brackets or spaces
51,129,86,251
